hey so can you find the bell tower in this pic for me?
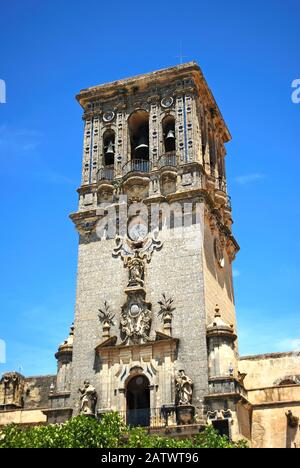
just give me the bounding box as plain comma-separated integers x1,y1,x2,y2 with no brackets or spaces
48,63,250,438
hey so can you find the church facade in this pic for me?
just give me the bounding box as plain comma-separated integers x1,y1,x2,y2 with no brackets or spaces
1,63,299,448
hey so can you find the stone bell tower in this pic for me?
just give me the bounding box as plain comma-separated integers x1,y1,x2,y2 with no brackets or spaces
48,62,250,438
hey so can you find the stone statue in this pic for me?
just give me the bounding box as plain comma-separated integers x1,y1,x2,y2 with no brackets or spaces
127,255,144,287
78,380,97,416
175,370,193,406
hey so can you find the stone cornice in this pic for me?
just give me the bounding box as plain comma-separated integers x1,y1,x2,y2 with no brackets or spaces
76,62,230,143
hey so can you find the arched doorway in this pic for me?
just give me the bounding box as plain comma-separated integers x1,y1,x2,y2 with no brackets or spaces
126,375,150,427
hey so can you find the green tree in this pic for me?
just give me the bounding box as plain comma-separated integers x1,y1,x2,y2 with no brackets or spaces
0,413,248,449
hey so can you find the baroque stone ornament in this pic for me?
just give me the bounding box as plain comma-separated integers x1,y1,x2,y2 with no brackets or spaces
158,294,175,319
113,231,160,346
207,409,233,420
158,294,176,336
120,294,152,345
175,370,193,406
78,380,97,416
98,301,115,339
113,230,163,267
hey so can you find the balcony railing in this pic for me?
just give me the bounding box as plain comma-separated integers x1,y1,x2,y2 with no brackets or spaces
208,378,247,399
97,165,114,182
122,159,150,177
158,152,177,169
117,407,173,428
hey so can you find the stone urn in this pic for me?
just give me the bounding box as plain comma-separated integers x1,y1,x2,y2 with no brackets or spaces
176,405,195,425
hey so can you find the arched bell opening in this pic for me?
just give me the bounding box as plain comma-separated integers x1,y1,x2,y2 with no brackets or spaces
126,374,150,427
103,129,115,167
162,114,176,153
128,110,149,161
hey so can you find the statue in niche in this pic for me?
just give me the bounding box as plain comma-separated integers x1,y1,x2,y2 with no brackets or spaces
175,370,193,406
78,380,97,416
127,254,145,288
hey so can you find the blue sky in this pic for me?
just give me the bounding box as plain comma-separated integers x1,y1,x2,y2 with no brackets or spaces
0,0,299,376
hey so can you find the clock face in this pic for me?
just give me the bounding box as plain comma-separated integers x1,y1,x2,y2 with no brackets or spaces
128,218,148,242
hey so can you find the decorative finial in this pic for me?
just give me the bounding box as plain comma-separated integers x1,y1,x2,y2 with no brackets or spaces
98,301,115,339
158,294,176,336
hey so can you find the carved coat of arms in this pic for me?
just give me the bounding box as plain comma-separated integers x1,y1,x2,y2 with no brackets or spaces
120,299,152,345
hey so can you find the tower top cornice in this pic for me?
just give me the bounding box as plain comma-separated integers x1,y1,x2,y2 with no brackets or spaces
76,61,231,142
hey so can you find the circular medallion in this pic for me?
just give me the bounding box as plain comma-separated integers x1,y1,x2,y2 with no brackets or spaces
130,304,141,318
128,217,148,242
214,238,225,268
161,96,174,108
102,111,115,122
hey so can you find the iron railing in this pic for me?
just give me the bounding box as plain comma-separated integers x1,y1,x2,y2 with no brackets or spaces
118,407,173,428
122,159,150,176
97,165,114,182
158,152,177,169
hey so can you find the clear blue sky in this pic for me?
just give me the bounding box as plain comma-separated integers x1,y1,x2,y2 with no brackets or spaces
0,0,299,376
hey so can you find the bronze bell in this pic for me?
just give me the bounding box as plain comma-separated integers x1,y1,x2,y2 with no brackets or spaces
105,141,115,155
166,129,175,140
134,136,149,157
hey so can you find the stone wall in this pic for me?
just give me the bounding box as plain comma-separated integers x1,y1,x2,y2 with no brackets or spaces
0,375,54,427
0,408,47,427
70,217,209,413
239,352,300,389
239,353,300,448
203,223,236,330
23,375,55,409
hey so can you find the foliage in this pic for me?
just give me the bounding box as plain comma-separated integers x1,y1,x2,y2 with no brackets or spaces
0,413,248,449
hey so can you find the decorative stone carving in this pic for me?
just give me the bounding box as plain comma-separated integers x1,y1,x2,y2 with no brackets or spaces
78,380,97,416
158,294,176,336
176,405,195,425
175,370,193,406
0,372,24,408
113,230,162,267
120,295,152,345
207,409,232,420
98,301,115,339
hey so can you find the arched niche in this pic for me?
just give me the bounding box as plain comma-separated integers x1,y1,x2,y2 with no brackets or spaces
103,129,115,166
128,110,149,161
162,114,176,153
